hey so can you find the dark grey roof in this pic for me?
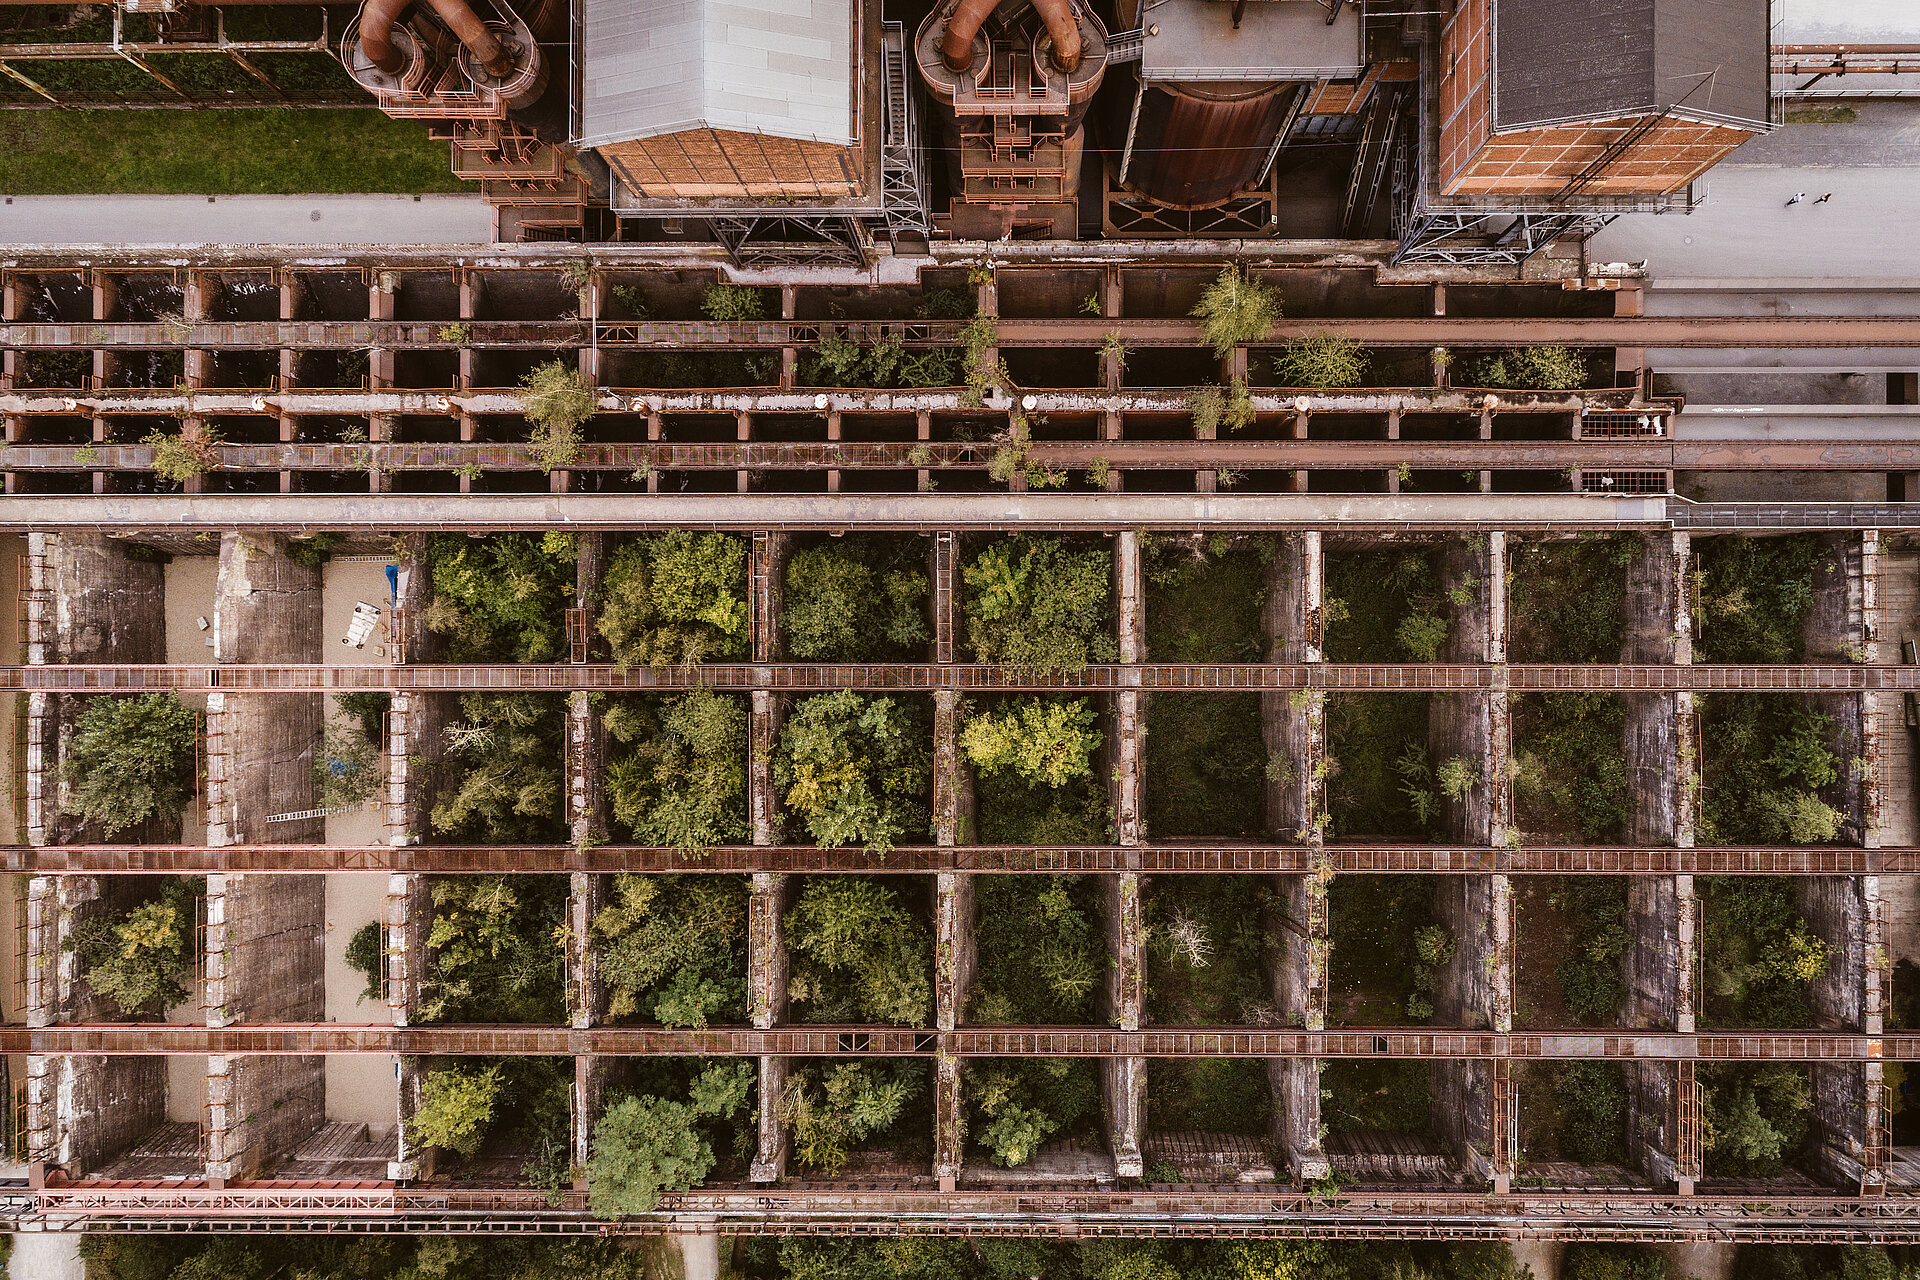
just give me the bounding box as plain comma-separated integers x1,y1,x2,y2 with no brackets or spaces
1493,0,1769,131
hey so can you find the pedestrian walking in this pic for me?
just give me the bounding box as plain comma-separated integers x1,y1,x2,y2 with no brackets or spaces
1786,192,1807,205
1814,192,1834,204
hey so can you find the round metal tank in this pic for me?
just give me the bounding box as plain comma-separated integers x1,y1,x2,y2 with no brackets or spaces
1123,80,1292,210
458,20,546,111
340,18,432,97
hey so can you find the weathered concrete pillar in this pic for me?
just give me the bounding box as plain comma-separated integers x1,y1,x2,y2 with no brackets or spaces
931,689,971,1187
1258,532,1329,1183
27,532,173,1183
1102,530,1146,1178
747,532,792,1181
1619,530,1690,1190
567,528,609,1032
1428,534,1512,1190
1862,530,1886,848
574,1054,608,1190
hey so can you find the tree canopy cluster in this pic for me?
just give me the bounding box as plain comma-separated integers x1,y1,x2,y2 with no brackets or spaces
586,1058,754,1216
430,693,566,842
60,692,199,836
785,876,932,1025
75,876,202,1016
776,691,929,852
1699,877,1833,1028
1701,1062,1813,1178
782,536,929,661
780,1059,924,1176
417,875,566,1025
424,532,574,662
404,1055,573,1190
604,690,747,854
597,531,749,667
592,873,747,1026
963,538,1116,673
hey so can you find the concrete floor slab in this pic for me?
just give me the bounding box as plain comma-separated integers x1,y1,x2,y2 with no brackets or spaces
326,872,387,1022
165,1054,205,1125
322,557,398,847
326,1054,399,1131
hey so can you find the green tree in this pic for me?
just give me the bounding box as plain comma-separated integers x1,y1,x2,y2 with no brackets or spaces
775,691,929,853
417,874,566,1024
74,877,200,1015
780,1060,921,1174
425,532,575,662
1191,267,1282,358
785,877,932,1024
603,690,747,855
963,539,1116,673
60,693,199,835
143,425,221,482
1465,346,1590,390
960,697,1103,789
783,539,930,660
598,531,749,667
408,1064,505,1159
593,874,747,1025
345,921,385,1004
1560,1245,1664,1280
585,1060,753,1217
430,693,565,841
1273,331,1368,388
516,360,597,474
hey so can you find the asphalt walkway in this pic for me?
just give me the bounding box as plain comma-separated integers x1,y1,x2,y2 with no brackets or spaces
0,194,495,246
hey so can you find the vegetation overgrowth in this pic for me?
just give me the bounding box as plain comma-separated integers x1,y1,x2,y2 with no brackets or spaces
966,1057,1101,1168
1143,534,1271,662
783,535,931,660
776,692,930,852
1144,694,1266,837
1322,1059,1433,1136
602,691,747,854
965,696,1109,844
592,873,747,1026
1511,693,1630,842
416,875,566,1024
1145,876,1277,1026
424,532,574,662
60,692,199,836
74,876,202,1016
1506,536,1635,663
430,693,566,841
1328,875,1447,1024
1701,695,1848,846
785,877,932,1024
963,538,1115,672
1699,877,1831,1028
586,1057,754,1215
781,1059,928,1175
1700,1062,1813,1178
405,1055,572,1190
598,531,749,667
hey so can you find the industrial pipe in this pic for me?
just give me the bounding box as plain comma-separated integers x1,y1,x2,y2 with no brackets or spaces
360,0,516,79
941,0,1082,75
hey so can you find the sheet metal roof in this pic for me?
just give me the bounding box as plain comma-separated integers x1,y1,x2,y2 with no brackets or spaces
1141,0,1364,82
580,0,854,149
1493,0,1769,131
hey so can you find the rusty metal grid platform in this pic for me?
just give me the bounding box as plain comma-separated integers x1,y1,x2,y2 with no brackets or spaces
7,662,1916,692
7,842,1915,876
10,1025,1916,1060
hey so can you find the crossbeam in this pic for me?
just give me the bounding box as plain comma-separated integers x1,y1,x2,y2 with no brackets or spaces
10,843,1910,876
10,1026,1913,1059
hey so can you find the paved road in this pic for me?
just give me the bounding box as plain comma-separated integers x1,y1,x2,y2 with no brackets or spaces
0,194,495,246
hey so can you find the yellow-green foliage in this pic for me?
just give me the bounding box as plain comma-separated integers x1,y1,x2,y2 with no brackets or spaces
1190,267,1282,358
598,531,749,667
960,696,1102,789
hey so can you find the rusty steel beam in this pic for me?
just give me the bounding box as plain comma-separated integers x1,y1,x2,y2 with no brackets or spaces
4,439,1908,474
8,842,1915,876
6,662,1915,692
10,1025,1915,1059
27,1186,1920,1241
9,316,1920,351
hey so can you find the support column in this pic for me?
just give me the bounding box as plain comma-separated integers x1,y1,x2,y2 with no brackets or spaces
1428,533,1511,1191
203,533,328,1184
932,687,972,1189
748,529,791,1182
1104,530,1145,1178
1260,532,1328,1183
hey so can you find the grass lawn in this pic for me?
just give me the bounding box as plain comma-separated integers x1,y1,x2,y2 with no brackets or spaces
0,109,468,194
